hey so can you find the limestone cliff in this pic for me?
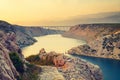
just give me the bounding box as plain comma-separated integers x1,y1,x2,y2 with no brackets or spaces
64,24,120,60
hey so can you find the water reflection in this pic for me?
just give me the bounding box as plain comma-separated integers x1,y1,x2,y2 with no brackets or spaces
22,34,86,57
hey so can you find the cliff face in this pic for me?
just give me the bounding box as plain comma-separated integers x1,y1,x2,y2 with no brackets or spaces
0,29,24,79
65,24,120,60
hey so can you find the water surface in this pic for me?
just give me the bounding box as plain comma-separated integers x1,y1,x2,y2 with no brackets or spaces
73,54,120,80
22,34,86,57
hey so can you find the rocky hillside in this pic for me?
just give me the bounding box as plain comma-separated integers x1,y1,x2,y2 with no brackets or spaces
25,27,63,37
0,20,64,48
0,28,24,79
64,24,120,60
14,26,63,48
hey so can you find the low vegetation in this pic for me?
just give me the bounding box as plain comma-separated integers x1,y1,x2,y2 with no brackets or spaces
26,54,54,65
9,52,24,73
26,55,40,65
9,52,41,80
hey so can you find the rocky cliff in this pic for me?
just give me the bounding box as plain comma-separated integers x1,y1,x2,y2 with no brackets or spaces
64,24,120,60
0,22,25,80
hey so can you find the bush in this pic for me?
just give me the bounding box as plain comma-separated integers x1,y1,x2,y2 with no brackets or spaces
26,55,41,64
26,55,54,65
26,55,40,62
9,52,24,73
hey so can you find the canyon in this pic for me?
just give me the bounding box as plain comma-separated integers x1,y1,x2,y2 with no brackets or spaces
1,20,120,80
0,20,103,80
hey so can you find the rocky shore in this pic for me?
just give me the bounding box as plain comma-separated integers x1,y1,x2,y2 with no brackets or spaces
64,24,120,60
27,48,103,80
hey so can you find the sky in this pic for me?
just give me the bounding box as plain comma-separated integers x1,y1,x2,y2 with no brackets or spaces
0,0,120,26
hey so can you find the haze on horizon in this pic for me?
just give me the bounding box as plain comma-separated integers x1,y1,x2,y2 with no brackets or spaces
0,0,120,26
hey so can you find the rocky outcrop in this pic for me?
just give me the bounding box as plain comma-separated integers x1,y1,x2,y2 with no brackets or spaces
38,49,103,80
64,24,120,60
38,66,65,80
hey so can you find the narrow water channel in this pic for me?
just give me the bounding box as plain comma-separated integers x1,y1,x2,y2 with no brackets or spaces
22,34,120,80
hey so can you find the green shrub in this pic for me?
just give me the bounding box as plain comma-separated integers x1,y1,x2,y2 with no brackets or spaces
9,52,24,73
26,55,40,62
26,55,54,65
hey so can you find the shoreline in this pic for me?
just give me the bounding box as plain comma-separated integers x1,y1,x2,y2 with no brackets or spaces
71,53,120,61
22,33,120,61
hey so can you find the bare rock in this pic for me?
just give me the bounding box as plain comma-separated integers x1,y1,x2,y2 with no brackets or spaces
38,66,65,80
38,49,103,80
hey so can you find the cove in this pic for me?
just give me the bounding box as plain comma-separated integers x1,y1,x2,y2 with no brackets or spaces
72,54,120,80
22,34,86,57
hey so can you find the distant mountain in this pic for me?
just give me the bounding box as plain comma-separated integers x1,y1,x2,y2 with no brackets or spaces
53,12,120,26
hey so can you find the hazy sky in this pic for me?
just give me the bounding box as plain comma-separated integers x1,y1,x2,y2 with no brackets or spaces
0,0,120,26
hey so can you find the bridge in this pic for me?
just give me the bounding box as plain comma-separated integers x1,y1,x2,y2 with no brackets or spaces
41,26,72,31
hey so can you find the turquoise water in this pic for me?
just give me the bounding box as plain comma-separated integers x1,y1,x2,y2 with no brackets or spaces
72,54,120,80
